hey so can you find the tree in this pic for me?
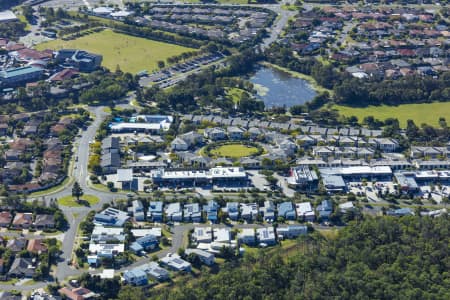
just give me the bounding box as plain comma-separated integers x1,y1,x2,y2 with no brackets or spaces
157,60,165,69
117,286,146,300
72,181,84,203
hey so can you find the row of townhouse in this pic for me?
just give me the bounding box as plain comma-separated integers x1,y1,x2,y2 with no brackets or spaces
181,114,383,137
0,212,55,229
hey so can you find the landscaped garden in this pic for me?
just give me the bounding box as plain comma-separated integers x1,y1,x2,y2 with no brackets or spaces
58,194,100,207
203,142,263,159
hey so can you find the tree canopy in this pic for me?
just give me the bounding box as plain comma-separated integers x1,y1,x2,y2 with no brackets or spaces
150,216,450,300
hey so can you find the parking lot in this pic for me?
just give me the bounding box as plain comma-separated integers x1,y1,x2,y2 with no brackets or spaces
139,53,225,88
347,181,397,202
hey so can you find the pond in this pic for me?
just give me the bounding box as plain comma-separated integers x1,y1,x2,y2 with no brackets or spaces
249,66,317,108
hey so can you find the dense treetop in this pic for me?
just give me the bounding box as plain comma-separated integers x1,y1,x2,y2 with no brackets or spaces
150,216,450,300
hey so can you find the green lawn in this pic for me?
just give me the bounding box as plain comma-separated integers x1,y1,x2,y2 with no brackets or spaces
332,102,450,128
210,144,259,158
29,177,72,197
58,194,99,207
225,87,249,104
35,29,196,74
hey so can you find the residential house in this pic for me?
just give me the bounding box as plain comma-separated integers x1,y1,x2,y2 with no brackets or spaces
179,131,203,148
101,152,121,174
183,203,202,223
170,137,189,151
131,234,158,253
260,200,276,222
147,201,163,222
11,212,33,229
227,126,245,140
0,211,12,227
317,200,333,221
257,227,276,245
130,200,145,222
0,123,8,136
123,269,148,286
8,257,35,278
410,146,448,159
369,138,399,152
248,127,263,140
339,201,355,213
240,203,258,221
213,227,231,243
4,149,21,161
160,253,191,272
185,248,215,265
165,203,183,222
94,208,129,227
204,200,219,223
278,139,298,156
224,202,239,221
193,227,212,243
296,202,316,222
238,228,256,245
6,238,27,252
204,127,226,141
239,157,260,169
33,214,55,229
58,287,97,300
138,262,170,281
277,201,296,220
27,239,48,254
387,207,414,217
276,225,308,239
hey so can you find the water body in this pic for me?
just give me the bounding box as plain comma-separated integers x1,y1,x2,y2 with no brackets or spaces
249,66,317,108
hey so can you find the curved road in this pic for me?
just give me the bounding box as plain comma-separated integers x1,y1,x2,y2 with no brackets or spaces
0,2,297,291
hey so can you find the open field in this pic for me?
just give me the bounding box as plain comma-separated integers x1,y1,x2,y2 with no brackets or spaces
332,102,450,128
35,30,195,74
58,194,99,207
210,144,259,158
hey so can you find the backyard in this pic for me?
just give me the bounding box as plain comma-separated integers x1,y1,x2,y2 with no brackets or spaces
35,29,195,74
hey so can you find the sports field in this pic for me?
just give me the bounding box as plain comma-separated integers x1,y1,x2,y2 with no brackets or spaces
210,144,259,158
36,30,195,74
333,102,450,128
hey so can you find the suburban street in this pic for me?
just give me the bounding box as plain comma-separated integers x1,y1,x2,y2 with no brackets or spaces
0,1,311,292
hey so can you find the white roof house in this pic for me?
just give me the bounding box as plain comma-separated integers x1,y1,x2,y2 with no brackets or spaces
256,227,276,245
185,248,215,265
160,254,191,272
0,10,18,22
213,228,231,243
296,202,315,221
339,201,355,212
117,168,133,182
193,227,212,243
89,243,124,257
165,203,182,221
92,7,114,15
238,228,256,245
131,228,162,238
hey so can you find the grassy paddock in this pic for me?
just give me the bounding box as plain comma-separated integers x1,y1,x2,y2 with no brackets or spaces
332,102,450,128
35,29,195,74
